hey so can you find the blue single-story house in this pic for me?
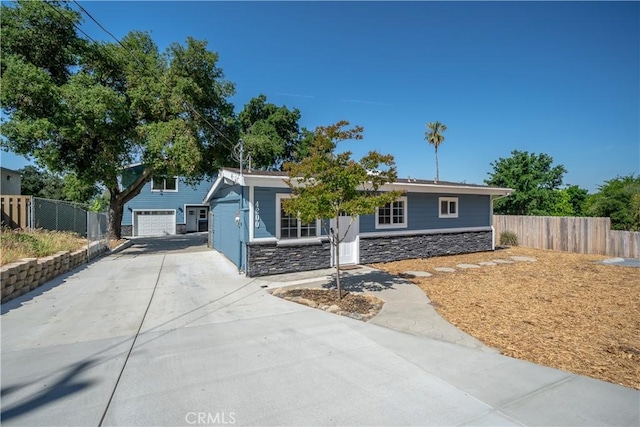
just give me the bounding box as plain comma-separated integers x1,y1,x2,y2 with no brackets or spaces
120,165,214,237
203,168,512,277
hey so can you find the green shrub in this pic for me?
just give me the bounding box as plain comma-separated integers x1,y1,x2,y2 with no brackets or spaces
499,230,519,246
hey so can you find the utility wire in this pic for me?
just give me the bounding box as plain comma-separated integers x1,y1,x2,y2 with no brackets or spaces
49,0,239,154
71,0,238,151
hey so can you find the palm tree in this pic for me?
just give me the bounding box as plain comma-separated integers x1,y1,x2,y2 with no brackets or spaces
425,121,447,182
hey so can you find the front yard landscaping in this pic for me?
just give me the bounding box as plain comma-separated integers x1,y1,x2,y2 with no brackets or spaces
373,247,639,390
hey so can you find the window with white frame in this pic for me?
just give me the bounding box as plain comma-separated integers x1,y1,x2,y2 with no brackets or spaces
277,194,318,239
152,177,178,192
375,196,408,229
439,197,458,218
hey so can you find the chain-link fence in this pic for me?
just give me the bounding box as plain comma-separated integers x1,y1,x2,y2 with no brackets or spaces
87,211,109,259
30,197,110,259
31,197,88,236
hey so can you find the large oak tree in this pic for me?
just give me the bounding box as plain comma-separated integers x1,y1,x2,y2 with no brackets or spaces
1,1,237,237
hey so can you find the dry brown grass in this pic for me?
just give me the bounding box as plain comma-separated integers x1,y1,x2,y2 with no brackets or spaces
0,229,87,265
372,247,640,390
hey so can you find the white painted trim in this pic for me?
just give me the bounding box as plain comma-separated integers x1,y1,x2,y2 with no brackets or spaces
491,225,496,250
249,185,255,242
275,193,321,240
222,169,513,195
150,176,179,193
204,168,513,212
359,226,492,239
244,175,289,188
276,237,327,246
379,182,512,196
375,196,408,229
251,237,278,243
132,209,177,236
184,204,209,228
203,174,224,204
439,197,459,218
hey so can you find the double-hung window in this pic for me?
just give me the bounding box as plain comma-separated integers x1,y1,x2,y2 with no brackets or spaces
152,177,178,192
375,196,408,229
439,197,458,218
277,194,318,239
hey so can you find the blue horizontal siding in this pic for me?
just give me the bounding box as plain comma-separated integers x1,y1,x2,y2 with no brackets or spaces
360,193,490,233
122,177,213,226
253,187,288,239
250,188,491,239
212,199,241,266
210,184,249,270
251,187,331,239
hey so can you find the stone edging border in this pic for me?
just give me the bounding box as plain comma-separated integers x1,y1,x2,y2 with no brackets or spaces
269,287,385,322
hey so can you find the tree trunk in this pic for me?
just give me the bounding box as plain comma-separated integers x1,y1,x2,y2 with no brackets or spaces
435,145,439,182
335,219,342,300
109,188,123,240
106,167,153,239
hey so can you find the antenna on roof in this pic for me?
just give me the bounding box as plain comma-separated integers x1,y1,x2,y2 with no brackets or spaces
231,139,245,176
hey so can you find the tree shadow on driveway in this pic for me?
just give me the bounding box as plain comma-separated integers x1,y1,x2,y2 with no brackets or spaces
1,359,99,422
116,232,209,257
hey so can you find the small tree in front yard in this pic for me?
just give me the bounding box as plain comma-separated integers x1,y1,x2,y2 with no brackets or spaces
283,120,403,299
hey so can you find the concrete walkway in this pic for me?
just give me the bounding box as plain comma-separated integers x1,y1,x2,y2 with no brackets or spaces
599,257,640,267
2,238,638,426
254,266,496,352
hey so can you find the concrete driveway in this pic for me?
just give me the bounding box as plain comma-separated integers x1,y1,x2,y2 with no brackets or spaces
2,234,638,426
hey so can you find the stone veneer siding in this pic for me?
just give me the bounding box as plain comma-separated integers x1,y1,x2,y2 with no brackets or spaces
359,230,493,264
121,225,133,237
246,240,331,277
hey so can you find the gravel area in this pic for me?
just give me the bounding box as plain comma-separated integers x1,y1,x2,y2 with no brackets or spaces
373,247,640,390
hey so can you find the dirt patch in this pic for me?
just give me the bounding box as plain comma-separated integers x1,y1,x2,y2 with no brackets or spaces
109,239,128,250
271,288,384,321
372,247,640,390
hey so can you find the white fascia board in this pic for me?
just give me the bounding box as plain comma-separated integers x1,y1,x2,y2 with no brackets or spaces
202,174,225,204
378,182,513,196
203,170,250,204
243,175,289,188
222,169,246,186
224,169,512,196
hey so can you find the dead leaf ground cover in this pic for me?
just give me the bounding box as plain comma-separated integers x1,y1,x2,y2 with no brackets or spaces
372,247,640,390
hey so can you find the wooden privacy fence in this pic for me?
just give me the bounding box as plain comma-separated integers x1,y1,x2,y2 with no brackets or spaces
1,196,31,229
493,215,640,259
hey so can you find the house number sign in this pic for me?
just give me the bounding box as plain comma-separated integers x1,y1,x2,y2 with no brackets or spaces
254,201,260,228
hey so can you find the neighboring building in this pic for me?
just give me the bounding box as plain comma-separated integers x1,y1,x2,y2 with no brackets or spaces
0,167,22,195
120,165,213,237
204,168,513,277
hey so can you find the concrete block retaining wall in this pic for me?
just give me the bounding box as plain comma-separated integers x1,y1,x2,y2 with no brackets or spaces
1,244,108,304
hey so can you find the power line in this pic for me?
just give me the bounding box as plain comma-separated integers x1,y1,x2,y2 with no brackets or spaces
50,0,239,154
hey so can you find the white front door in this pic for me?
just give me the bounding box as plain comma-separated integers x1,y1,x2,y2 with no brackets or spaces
331,215,359,266
186,208,198,232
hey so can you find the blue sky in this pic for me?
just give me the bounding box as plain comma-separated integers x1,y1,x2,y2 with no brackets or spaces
2,1,638,192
